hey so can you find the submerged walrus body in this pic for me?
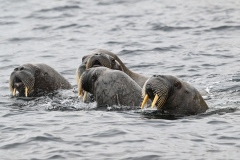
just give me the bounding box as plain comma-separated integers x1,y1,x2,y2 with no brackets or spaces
79,67,142,108
9,63,72,97
141,75,208,115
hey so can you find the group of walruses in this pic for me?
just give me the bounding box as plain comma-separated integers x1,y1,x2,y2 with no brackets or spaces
10,49,208,116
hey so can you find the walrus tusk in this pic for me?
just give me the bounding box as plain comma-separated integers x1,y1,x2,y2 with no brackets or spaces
76,72,80,85
141,94,149,109
13,88,16,96
78,89,83,97
78,77,83,97
86,59,91,69
25,87,28,97
151,94,159,108
83,91,87,102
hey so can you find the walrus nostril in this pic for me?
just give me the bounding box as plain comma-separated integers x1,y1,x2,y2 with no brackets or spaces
14,67,24,71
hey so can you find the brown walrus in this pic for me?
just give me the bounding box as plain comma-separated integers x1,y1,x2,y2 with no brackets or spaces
79,67,142,108
141,75,208,115
76,49,148,100
9,63,72,97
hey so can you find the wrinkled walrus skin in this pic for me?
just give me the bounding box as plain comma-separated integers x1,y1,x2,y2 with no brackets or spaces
9,63,72,97
80,67,142,108
141,75,208,116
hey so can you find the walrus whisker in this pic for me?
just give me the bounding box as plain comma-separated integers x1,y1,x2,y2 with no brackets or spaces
18,74,35,96
141,94,149,109
157,96,166,109
151,94,159,108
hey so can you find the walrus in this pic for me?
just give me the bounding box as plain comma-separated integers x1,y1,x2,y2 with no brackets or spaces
76,49,148,96
76,49,122,95
141,75,208,115
79,67,142,108
9,63,72,97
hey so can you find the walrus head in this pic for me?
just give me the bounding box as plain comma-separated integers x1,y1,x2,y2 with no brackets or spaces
76,50,122,96
9,63,72,97
9,64,37,97
141,75,182,110
85,52,122,70
78,67,107,102
141,75,209,115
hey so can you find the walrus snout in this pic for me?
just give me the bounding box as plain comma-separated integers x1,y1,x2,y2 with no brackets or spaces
91,59,102,67
141,76,169,110
13,77,24,89
12,77,25,96
86,55,108,69
10,66,35,97
85,53,122,71
10,73,34,97
145,84,155,99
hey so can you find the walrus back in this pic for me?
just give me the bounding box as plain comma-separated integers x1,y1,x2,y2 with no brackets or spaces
95,69,142,107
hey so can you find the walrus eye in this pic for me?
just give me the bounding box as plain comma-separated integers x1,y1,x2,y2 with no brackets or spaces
109,56,115,64
111,58,115,63
91,73,98,82
91,75,96,82
110,57,116,68
35,69,40,75
174,81,181,89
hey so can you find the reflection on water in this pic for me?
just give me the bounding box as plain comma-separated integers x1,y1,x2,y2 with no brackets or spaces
0,0,240,159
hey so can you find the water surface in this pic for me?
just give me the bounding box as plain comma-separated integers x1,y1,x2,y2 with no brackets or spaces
0,0,240,159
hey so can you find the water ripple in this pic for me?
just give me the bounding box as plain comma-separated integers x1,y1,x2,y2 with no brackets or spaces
150,23,193,31
0,0,240,159
37,5,81,12
8,37,46,42
206,25,240,31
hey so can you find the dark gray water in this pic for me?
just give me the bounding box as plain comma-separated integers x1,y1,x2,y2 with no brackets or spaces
1,0,240,159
